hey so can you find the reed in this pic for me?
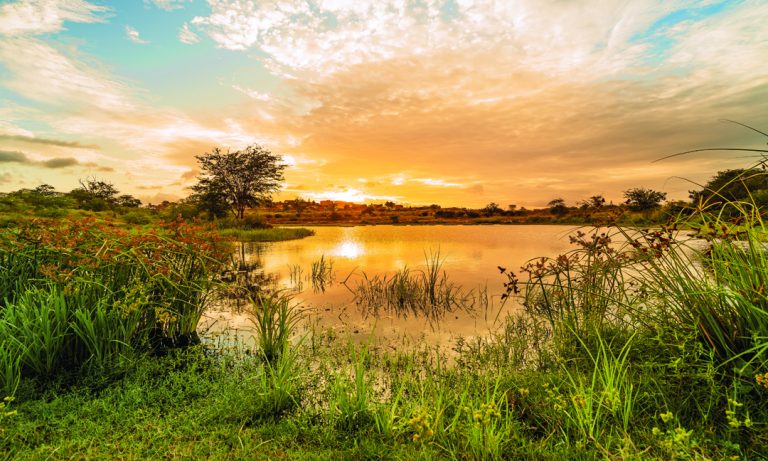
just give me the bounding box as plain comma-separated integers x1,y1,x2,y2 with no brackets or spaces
248,292,302,363
310,255,334,292
350,251,488,321
330,347,374,431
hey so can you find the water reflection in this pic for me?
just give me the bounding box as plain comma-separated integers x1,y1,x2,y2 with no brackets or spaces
205,225,576,346
331,240,364,259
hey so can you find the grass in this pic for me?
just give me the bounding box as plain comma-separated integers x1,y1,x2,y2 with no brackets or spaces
218,227,315,242
310,255,334,292
249,292,303,363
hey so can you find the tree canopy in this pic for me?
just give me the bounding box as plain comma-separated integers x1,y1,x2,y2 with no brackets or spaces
623,188,666,211
579,195,606,209
192,145,286,220
689,168,768,206
547,198,568,216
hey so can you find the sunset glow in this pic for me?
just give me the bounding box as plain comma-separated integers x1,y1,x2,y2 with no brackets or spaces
0,0,766,207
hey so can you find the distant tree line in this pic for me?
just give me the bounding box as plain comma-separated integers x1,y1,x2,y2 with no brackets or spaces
0,177,142,214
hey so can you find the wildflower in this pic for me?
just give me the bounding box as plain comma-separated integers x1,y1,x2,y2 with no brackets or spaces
660,411,674,423
571,394,587,408
755,372,768,389
409,410,433,444
673,427,691,444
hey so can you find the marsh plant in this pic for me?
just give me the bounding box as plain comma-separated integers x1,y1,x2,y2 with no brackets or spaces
350,250,489,322
288,263,304,291
310,255,335,292
248,292,303,363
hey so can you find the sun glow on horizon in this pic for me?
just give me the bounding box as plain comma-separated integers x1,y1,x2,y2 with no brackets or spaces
301,188,399,204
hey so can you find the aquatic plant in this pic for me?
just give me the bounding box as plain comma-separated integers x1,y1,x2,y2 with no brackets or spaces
309,255,334,292
248,292,302,363
350,250,488,322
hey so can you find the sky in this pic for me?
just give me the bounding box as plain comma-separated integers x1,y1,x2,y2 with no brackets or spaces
0,0,766,208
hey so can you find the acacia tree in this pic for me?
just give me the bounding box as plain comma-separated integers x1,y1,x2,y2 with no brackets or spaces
68,177,120,210
579,195,606,209
482,202,502,215
547,197,568,216
192,145,286,220
623,188,666,211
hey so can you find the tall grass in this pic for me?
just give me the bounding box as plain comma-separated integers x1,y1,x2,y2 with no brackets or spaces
562,331,636,443
248,292,302,363
519,228,638,339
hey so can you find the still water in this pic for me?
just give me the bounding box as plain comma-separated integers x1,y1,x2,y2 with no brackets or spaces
202,225,578,346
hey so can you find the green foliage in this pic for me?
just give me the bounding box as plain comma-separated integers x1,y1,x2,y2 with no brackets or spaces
482,202,502,216
548,197,569,216
0,217,224,392
218,227,315,242
623,187,667,211
121,210,152,225
1,287,70,376
249,292,302,363
519,229,635,338
5,130,768,459
193,145,286,220
690,168,768,207
330,348,373,431
561,332,636,442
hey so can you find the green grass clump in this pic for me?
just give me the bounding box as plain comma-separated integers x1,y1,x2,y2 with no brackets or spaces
218,227,315,242
249,292,303,363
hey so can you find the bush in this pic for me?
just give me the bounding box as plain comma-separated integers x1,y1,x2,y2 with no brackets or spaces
0,217,226,387
122,211,152,225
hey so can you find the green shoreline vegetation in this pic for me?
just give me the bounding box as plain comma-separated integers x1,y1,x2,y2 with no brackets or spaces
218,227,315,242
3,150,768,457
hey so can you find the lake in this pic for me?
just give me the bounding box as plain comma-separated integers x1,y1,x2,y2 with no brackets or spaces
201,225,578,347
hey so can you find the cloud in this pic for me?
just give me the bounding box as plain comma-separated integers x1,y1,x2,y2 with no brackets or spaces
188,0,675,81
0,0,107,36
2,0,767,207
186,0,767,206
178,23,199,44
0,150,28,163
145,0,192,12
41,157,79,168
0,37,135,112
0,172,12,185
125,26,149,44
0,134,98,149
0,149,111,170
